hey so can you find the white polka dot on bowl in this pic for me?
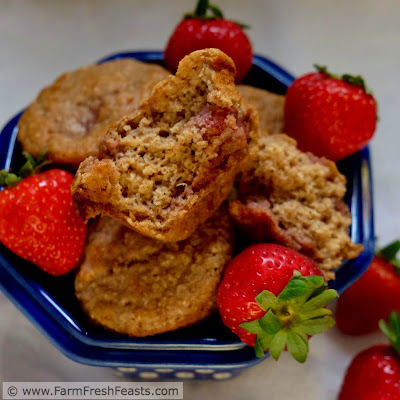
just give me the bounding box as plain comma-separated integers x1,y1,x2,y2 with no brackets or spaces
117,367,137,372
175,372,195,379
139,372,159,379
213,372,232,380
194,369,215,374
154,368,174,373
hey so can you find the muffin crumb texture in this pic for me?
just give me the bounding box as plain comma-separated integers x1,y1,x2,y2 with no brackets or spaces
230,134,363,279
72,49,258,242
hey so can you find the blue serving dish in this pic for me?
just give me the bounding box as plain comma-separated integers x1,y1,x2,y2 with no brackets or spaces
0,51,374,380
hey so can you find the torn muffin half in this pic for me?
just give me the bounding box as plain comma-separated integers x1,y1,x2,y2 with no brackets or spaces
229,133,363,279
72,48,258,242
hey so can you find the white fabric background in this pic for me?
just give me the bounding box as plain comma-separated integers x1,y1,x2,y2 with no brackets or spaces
0,1,399,398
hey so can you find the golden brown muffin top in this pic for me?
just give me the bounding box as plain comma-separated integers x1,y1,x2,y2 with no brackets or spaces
75,208,233,337
18,59,170,167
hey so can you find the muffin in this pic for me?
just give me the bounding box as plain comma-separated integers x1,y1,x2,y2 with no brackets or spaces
238,85,285,135
229,134,363,279
75,208,233,337
72,48,258,242
18,59,170,167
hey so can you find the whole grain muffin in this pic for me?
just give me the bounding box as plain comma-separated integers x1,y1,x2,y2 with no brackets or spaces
238,85,285,135
72,49,258,242
229,134,363,279
75,208,233,337
18,59,170,167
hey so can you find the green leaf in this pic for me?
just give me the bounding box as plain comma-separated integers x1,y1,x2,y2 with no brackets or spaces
392,258,400,274
0,170,21,187
233,21,251,30
22,151,36,165
269,331,287,361
259,310,282,335
19,159,34,179
0,150,50,188
302,275,325,287
389,311,400,335
255,290,277,311
0,170,7,186
35,149,48,166
240,320,263,335
301,289,338,313
254,336,265,358
296,275,327,305
277,273,327,307
291,270,302,279
377,240,400,264
379,320,395,343
208,4,224,18
4,173,21,187
301,308,332,320
306,284,327,302
297,316,336,336
257,331,274,350
287,331,309,363
313,64,373,94
342,74,373,95
379,311,400,356
277,278,309,301
296,331,309,346
314,64,339,79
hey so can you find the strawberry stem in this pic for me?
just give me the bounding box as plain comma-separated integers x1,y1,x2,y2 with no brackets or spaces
379,312,400,356
240,271,338,362
185,0,250,28
314,64,373,95
207,3,223,18
0,149,50,188
186,0,225,19
195,0,209,17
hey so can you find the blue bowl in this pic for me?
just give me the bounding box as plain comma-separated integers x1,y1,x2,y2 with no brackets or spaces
0,51,374,380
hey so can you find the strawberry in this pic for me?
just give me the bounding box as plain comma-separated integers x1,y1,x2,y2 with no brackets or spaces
217,243,338,362
338,312,400,399
0,152,86,275
164,0,252,82
284,65,377,161
336,240,400,335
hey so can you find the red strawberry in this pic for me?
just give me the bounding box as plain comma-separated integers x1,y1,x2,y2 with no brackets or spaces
217,243,338,362
338,312,400,399
336,240,400,335
284,65,377,161
0,153,86,275
164,0,252,82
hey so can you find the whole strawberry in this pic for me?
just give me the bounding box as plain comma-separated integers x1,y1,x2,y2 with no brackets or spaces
336,240,400,335
0,152,86,275
338,312,400,399
164,0,252,82
284,65,377,161
217,244,338,362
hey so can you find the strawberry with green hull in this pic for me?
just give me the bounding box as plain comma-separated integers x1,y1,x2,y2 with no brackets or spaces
164,0,252,82
217,244,338,362
338,312,400,400
336,240,400,335
0,152,86,276
284,65,377,161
